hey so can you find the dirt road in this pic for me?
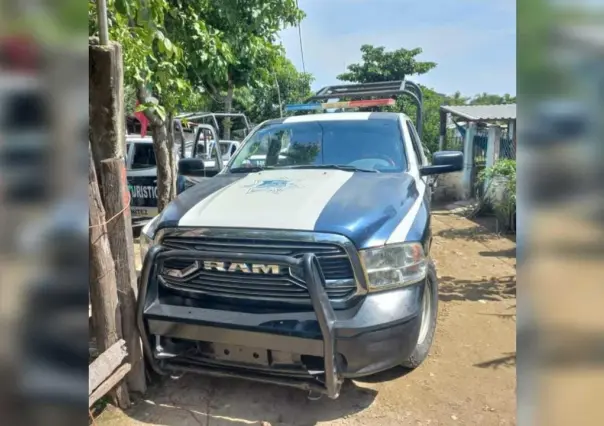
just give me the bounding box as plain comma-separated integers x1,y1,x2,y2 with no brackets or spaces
97,210,516,425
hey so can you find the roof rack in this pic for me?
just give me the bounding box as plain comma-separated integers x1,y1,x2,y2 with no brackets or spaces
287,80,424,137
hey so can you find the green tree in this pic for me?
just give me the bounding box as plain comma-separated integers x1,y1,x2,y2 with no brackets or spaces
199,52,313,126
448,91,471,105
90,0,303,211
240,53,314,123
337,45,436,83
335,44,438,150
184,0,304,138
334,44,516,153
469,93,516,105
90,0,201,210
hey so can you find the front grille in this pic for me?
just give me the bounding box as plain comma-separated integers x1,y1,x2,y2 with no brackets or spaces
157,235,357,302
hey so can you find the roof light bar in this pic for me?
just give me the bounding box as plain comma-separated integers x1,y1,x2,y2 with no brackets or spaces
284,103,322,111
348,98,395,107
320,101,349,109
292,80,423,138
285,98,396,111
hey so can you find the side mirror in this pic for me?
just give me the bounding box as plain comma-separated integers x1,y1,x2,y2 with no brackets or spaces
420,151,463,176
178,158,206,177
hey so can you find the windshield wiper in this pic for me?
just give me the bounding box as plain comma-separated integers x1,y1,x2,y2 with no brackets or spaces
280,164,379,173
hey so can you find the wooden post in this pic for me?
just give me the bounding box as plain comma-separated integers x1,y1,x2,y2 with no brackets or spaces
89,40,126,182
90,339,128,393
89,145,130,408
89,364,131,408
100,158,146,394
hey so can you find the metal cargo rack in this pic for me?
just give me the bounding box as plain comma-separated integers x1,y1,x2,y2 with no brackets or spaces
287,80,424,138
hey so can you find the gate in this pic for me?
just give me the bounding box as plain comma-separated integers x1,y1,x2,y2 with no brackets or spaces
499,127,516,159
471,127,489,198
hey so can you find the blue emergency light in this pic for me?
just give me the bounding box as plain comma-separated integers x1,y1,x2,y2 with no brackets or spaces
284,103,322,111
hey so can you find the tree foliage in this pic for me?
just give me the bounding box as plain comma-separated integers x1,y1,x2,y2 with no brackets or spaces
334,44,441,152
470,93,516,105
176,0,303,137
89,0,303,210
337,44,436,83
199,52,314,125
238,54,314,123
334,44,516,153
188,0,303,92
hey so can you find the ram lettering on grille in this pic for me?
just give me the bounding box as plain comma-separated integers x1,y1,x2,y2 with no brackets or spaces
203,261,281,275
163,260,282,278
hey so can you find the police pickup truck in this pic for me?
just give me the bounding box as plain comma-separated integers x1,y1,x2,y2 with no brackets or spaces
127,124,230,225
126,136,175,222
137,81,463,399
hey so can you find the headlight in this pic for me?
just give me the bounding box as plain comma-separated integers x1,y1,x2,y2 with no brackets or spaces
139,214,161,264
359,242,427,291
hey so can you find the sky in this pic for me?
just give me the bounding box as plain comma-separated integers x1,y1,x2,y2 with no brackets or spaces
278,0,516,97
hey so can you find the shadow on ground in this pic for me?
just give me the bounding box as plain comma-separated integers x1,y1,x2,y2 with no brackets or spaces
435,224,502,243
479,247,516,258
475,352,517,369
466,214,516,243
354,365,413,384
433,208,516,244
124,374,377,425
438,275,516,302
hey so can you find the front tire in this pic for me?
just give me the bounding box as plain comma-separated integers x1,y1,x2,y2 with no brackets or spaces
401,261,438,369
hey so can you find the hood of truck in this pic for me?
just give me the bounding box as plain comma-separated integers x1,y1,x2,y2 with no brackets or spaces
158,168,427,248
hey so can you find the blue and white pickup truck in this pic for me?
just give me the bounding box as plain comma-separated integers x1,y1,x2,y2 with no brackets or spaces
136,81,463,399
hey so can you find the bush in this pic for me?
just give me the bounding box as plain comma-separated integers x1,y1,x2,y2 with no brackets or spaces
477,159,516,232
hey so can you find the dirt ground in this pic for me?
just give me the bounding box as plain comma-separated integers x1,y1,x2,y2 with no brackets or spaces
96,209,517,426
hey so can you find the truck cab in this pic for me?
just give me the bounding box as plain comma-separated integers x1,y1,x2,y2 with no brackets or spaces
137,81,463,399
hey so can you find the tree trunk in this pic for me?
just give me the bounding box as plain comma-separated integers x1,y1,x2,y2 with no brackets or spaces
166,113,177,200
223,80,234,140
99,158,146,394
136,85,173,213
151,122,173,212
88,144,130,408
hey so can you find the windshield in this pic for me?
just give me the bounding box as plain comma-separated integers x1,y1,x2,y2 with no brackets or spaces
228,119,407,172
218,142,234,155
192,141,231,158
215,142,232,155
130,143,156,169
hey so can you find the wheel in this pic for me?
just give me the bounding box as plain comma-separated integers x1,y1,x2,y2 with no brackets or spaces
401,261,438,369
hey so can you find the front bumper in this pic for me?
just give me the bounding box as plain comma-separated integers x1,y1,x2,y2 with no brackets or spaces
138,246,424,399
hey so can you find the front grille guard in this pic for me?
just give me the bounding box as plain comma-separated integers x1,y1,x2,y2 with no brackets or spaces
137,245,343,399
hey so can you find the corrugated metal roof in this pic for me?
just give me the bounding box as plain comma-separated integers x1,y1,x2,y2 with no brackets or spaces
440,104,516,121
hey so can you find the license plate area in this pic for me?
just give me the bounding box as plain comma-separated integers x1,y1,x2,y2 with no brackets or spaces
212,343,270,366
